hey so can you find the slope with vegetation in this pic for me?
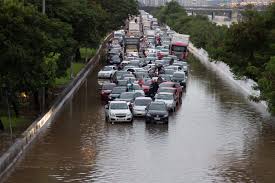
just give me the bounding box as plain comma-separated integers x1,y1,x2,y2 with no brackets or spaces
154,1,275,114
0,0,138,128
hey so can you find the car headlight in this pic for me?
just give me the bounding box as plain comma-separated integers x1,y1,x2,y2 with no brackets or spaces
127,113,132,117
146,113,151,117
110,113,116,117
164,114,168,117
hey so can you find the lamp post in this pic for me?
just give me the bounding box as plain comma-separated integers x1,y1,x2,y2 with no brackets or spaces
3,86,13,143
42,0,46,14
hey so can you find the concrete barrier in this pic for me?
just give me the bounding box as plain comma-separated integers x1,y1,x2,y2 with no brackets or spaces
0,33,113,179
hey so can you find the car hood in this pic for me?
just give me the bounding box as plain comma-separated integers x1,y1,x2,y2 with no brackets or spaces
115,98,132,102
102,90,112,94
148,110,168,115
111,109,131,115
155,99,173,105
133,106,146,111
109,93,120,97
98,71,112,75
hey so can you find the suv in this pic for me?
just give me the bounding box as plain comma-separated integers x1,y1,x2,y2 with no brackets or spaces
145,101,169,124
105,101,133,123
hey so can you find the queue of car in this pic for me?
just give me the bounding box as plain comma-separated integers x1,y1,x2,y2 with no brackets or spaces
98,11,189,124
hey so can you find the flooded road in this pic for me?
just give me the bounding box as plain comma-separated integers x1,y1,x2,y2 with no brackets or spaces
3,59,275,183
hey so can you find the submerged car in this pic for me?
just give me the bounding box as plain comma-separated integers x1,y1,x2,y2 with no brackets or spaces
108,86,127,100
145,101,169,123
98,66,117,79
172,72,186,87
132,97,152,117
105,101,133,123
100,83,116,100
155,92,176,112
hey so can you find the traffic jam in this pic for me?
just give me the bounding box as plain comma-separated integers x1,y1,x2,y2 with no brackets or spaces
98,10,190,124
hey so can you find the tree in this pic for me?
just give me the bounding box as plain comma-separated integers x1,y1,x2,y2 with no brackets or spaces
0,0,73,112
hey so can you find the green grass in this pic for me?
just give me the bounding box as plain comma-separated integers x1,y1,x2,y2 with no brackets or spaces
0,116,30,130
80,47,96,60
55,63,85,86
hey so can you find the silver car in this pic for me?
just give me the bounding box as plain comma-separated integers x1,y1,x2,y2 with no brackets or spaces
154,92,177,112
132,97,152,117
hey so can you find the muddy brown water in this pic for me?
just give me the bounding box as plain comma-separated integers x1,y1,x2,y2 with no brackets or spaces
2,59,275,183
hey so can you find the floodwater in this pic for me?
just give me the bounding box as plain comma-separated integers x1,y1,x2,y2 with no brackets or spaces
2,59,275,183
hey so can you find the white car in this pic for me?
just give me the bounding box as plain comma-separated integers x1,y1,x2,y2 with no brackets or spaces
98,66,117,79
105,101,133,123
132,97,152,117
155,92,177,112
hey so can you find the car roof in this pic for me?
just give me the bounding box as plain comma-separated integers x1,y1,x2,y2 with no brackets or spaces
135,97,152,100
159,87,176,90
150,101,166,105
110,101,127,104
157,92,173,95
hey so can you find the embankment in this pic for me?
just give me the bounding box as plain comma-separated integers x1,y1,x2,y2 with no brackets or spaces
0,33,112,179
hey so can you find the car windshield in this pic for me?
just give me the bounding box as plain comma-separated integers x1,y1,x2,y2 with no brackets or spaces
135,99,151,106
165,70,174,75
102,67,113,71
156,94,173,100
112,87,125,93
117,80,127,86
159,88,173,93
172,45,187,52
120,93,134,99
133,85,142,90
173,73,185,78
144,80,152,86
102,84,115,90
110,103,128,110
149,103,166,111
160,83,173,87
116,71,127,77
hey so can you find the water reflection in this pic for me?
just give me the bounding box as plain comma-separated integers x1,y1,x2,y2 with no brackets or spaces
3,59,275,183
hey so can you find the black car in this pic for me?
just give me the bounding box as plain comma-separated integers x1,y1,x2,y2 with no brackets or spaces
145,101,169,123
108,86,127,100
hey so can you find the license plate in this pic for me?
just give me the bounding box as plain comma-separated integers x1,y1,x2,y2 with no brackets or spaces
154,117,160,120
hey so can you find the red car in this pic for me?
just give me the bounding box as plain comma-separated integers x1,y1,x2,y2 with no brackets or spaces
100,83,116,100
159,82,183,97
141,79,152,96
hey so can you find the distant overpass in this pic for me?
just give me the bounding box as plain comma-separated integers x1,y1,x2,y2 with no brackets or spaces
140,5,267,21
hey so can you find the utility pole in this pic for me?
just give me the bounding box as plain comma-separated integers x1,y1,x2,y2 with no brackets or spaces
41,0,46,113
5,90,13,143
70,55,74,79
42,0,45,14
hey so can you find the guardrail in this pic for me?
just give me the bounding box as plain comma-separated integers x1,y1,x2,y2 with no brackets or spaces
0,32,113,180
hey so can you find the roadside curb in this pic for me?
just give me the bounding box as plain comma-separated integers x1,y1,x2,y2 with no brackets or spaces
0,33,113,180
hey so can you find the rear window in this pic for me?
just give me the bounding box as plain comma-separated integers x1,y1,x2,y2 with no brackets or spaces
102,84,115,90
173,73,185,78
135,99,151,106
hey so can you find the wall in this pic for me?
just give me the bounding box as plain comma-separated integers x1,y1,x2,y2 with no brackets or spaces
0,33,112,179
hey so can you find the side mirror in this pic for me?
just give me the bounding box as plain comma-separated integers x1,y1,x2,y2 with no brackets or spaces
105,105,109,110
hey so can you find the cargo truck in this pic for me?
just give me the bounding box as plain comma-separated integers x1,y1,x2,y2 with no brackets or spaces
169,33,190,60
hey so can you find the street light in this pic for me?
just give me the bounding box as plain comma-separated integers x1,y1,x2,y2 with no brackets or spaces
2,84,13,143
42,0,45,14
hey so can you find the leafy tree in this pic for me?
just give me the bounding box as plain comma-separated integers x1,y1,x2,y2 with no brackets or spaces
0,0,73,112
